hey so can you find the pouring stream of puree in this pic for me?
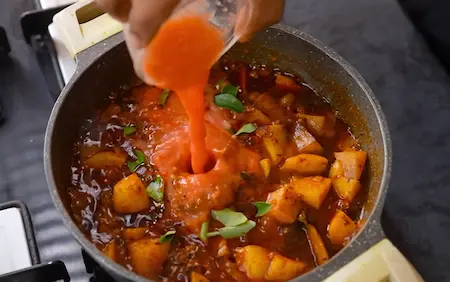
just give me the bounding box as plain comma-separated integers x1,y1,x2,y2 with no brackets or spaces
144,15,224,174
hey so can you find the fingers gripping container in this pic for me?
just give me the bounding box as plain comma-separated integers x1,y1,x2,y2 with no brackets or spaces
125,0,245,86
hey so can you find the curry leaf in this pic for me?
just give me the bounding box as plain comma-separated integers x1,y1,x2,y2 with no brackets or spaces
222,85,239,96
159,230,176,243
160,89,170,107
127,149,145,171
123,126,136,136
135,150,145,163
207,231,220,238
211,208,248,227
146,176,164,202
200,221,209,242
235,123,257,136
254,202,272,217
207,220,256,239
214,94,244,113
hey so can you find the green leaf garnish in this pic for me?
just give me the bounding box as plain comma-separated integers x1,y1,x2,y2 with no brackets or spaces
160,89,170,107
146,176,164,202
254,202,272,217
211,208,248,227
235,123,257,136
123,126,137,136
127,149,145,171
207,220,256,239
200,221,209,242
222,85,239,96
214,94,244,113
159,230,176,243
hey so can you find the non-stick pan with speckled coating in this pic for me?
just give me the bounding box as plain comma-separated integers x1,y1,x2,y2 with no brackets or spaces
44,1,423,281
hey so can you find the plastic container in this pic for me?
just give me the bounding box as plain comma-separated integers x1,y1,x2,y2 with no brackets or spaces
124,0,245,86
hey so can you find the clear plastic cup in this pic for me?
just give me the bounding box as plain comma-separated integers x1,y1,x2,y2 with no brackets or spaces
124,0,245,86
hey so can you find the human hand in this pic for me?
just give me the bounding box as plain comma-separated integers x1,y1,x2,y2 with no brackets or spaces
95,0,285,48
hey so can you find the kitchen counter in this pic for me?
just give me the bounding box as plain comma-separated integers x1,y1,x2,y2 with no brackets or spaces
1,0,450,281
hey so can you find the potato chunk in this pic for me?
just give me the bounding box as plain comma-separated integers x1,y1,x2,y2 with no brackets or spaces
235,246,306,281
298,114,326,137
332,177,361,202
260,158,271,178
191,272,210,282
254,94,286,122
84,150,126,168
290,176,332,209
293,123,323,154
262,125,287,164
266,253,306,281
333,151,367,179
123,227,148,241
128,238,170,278
306,224,329,265
113,173,150,213
328,210,357,245
329,159,344,179
244,109,272,125
267,185,303,224
280,154,328,175
235,245,271,280
275,75,301,92
102,240,117,261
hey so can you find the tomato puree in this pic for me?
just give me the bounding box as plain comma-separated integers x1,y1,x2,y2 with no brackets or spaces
144,15,225,174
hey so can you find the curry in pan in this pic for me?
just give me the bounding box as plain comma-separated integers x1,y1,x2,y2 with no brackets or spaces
68,56,368,281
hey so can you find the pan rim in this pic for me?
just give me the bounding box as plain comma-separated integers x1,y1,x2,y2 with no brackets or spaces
44,24,392,282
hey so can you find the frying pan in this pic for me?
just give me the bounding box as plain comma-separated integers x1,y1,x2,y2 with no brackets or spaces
44,1,424,281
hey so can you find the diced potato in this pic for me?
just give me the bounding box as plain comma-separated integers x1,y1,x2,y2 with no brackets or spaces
329,159,344,178
235,245,271,280
80,145,102,161
113,173,150,213
102,240,117,261
293,123,323,154
290,176,332,209
306,224,329,265
280,154,328,175
262,125,287,164
267,185,303,224
123,227,148,241
275,75,301,92
84,150,127,168
254,93,285,122
260,158,271,178
334,151,367,179
328,210,357,245
245,109,272,125
332,177,361,203
280,93,295,108
128,238,170,278
298,114,326,137
191,272,210,282
265,253,306,281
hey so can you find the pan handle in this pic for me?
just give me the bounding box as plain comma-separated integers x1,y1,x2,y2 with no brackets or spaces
52,0,122,58
324,239,424,282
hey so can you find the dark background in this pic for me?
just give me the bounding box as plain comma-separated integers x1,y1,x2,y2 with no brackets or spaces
1,0,450,281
